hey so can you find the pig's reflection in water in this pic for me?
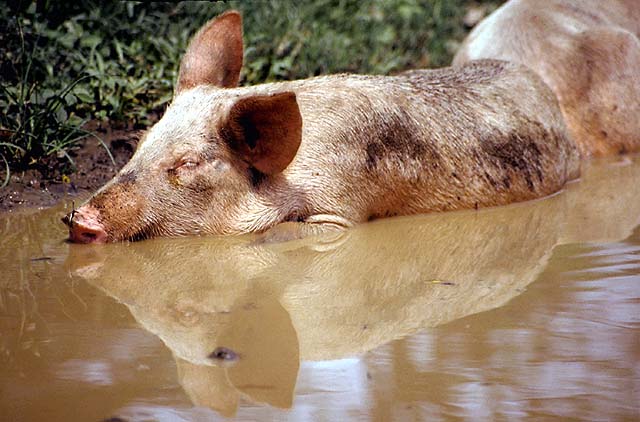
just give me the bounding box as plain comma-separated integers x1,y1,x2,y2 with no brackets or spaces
68,156,640,417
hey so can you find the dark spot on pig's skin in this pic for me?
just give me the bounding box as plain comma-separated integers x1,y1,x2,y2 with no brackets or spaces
484,171,498,189
365,142,385,171
364,109,440,171
209,347,238,361
479,121,553,191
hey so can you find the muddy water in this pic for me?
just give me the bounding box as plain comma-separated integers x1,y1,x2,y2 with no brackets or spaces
1,156,639,422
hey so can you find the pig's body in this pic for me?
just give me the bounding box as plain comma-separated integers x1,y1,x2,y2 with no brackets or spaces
221,61,577,233
454,0,640,156
63,11,579,243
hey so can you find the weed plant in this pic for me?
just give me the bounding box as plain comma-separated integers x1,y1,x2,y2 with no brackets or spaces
0,0,499,185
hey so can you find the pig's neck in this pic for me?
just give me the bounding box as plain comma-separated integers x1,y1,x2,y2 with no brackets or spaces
229,177,305,234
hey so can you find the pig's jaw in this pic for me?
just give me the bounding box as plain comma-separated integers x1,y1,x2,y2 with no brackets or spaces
223,185,303,234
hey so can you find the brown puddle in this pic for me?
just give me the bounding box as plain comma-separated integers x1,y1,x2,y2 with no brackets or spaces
1,155,639,421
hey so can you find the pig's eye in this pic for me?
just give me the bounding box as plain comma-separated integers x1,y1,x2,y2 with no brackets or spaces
175,160,200,170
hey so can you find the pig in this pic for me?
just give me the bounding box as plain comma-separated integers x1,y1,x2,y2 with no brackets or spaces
453,0,640,156
62,10,579,243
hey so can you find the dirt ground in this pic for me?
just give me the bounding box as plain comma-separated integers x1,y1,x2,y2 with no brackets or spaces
0,124,141,213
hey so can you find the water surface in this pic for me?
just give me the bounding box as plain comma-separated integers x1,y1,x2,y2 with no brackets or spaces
1,155,639,421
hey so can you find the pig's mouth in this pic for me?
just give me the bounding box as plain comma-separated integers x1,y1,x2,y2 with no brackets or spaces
62,213,154,244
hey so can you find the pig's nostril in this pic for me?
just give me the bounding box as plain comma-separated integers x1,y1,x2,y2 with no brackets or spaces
73,227,106,244
68,220,107,244
81,231,97,240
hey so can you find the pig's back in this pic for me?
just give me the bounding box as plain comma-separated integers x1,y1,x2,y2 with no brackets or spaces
283,60,579,221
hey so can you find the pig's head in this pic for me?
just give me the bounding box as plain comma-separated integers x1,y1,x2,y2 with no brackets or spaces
62,11,303,243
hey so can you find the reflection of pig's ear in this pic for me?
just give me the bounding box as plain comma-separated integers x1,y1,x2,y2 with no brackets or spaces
223,92,303,175
176,10,243,93
224,295,299,409
176,358,240,417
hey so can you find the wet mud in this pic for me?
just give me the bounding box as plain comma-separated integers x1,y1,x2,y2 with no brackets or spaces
0,125,140,212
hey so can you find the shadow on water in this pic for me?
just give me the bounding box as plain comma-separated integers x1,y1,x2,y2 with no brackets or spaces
1,155,639,421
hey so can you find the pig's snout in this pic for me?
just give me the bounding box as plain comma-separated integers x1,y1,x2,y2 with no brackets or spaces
62,206,108,244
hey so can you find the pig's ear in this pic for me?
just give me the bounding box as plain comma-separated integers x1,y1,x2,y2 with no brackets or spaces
223,92,302,175
176,10,243,93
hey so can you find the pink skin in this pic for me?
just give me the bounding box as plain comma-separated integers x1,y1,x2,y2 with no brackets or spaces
62,206,108,244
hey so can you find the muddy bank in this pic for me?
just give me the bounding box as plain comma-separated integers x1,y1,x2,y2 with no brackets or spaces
0,124,140,212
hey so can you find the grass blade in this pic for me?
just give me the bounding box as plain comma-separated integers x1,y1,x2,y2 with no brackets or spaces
72,127,116,165
1,154,10,188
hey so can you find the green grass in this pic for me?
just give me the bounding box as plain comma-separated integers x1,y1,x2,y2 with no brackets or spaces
0,0,500,185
